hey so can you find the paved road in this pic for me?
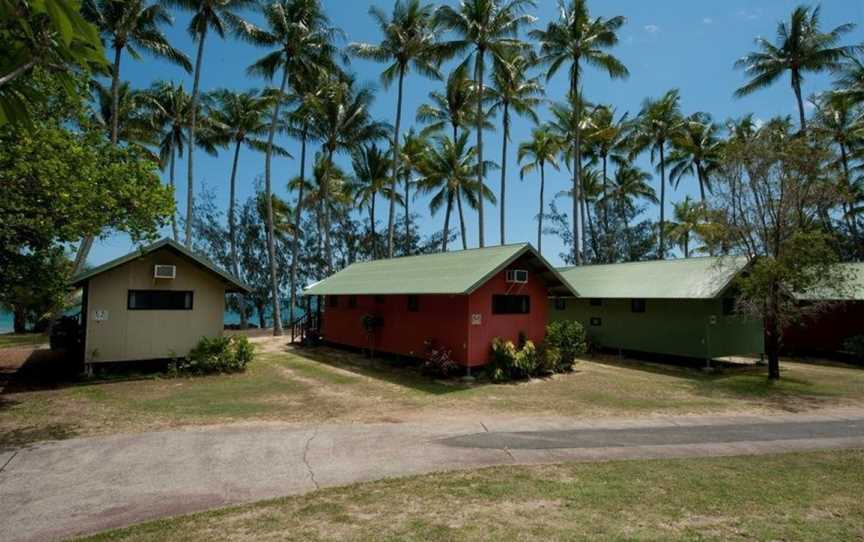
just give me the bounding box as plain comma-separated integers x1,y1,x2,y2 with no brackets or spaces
2,409,864,542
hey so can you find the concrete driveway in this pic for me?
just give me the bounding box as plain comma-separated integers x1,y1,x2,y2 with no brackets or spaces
3,409,864,542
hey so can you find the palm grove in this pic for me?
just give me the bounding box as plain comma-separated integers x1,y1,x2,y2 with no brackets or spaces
2,1,863,376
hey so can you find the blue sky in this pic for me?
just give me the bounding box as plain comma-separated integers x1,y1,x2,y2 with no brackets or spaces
90,0,864,269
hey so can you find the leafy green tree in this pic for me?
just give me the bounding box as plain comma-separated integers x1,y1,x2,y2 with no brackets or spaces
350,144,401,259
416,62,487,140
398,128,429,254
437,0,536,248
668,112,723,204
518,125,561,254
83,0,191,145
667,196,708,258
833,52,864,106
734,5,856,132
349,0,452,258
90,79,156,150
603,163,657,260
530,0,628,264
487,50,542,244
630,88,685,259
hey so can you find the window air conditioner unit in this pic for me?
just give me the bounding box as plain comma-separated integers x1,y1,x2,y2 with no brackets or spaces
154,265,176,279
505,269,528,283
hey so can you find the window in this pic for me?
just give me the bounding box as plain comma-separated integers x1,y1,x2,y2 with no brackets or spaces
328,295,339,308
492,294,530,314
589,298,602,307
348,295,357,309
375,295,385,304
631,299,646,313
722,297,736,316
590,317,602,327
407,295,419,312
127,290,193,310
554,298,566,311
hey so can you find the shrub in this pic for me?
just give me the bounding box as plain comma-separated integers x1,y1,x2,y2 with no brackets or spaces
169,335,254,376
843,335,864,358
422,339,460,378
537,344,561,375
545,321,587,372
512,340,539,379
488,337,541,381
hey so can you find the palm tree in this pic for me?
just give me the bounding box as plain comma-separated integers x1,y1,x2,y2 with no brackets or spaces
165,0,255,248
416,62,488,141
144,81,191,241
668,196,706,258
436,0,536,248
349,0,452,259
580,167,603,261
668,112,723,203
233,0,340,336
584,104,629,261
834,53,864,106
487,51,542,244
398,129,429,254
417,132,493,252
604,164,657,261
90,80,157,149
518,125,561,254
351,144,400,259
304,152,351,260
630,89,685,259
530,0,628,264
308,76,390,271
83,0,191,146
734,4,856,133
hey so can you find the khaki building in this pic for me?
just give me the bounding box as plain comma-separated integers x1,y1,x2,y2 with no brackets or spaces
70,239,250,366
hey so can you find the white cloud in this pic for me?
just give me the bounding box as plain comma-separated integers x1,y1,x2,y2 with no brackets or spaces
644,24,660,33
736,8,761,21
702,17,713,24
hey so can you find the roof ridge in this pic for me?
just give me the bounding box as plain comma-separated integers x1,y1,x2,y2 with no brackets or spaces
350,242,531,266
559,255,733,272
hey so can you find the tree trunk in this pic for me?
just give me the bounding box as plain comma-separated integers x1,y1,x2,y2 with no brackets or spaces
456,187,468,250
442,191,453,252
370,196,377,259
324,149,335,274
696,160,706,203
584,197,598,261
387,66,405,259
658,142,667,260
499,102,509,245
0,58,36,89
169,146,179,241
227,139,246,329
475,49,486,248
13,305,26,334
839,143,859,242
765,284,781,380
110,44,123,145
263,65,290,337
538,163,545,254
257,303,266,330
602,154,610,262
404,170,411,255
185,26,208,247
289,129,307,324
620,201,633,261
572,73,583,265
792,72,807,134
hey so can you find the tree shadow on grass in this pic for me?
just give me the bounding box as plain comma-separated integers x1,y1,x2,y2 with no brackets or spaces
0,423,80,452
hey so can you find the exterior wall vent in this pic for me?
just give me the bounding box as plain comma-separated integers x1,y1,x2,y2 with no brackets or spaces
154,265,176,279
505,269,528,284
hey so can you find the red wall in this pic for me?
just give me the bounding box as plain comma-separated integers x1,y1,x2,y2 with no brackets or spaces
319,260,551,367
783,301,864,353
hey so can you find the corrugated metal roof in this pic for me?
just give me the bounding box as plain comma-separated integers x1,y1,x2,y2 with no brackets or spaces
797,262,864,301
303,243,576,296
559,256,749,299
70,238,251,293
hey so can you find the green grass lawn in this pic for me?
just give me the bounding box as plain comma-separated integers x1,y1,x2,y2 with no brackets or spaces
82,449,864,541
0,333,47,349
2,342,864,450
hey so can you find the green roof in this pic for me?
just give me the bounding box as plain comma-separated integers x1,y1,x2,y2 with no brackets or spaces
558,256,749,299
796,262,864,301
70,238,251,293
303,243,576,296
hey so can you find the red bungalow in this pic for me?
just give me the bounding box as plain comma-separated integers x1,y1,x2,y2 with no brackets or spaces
302,243,576,367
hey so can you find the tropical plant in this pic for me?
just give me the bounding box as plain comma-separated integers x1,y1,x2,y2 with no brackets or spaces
518,125,561,254
603,163,657,260
90,80,156,149
398,128,429,253
833,52,864,106
416,61,489,140
668,112,723,203
232,0,339,335
349,0,452,258
667,196,708,258
83,0,191,145
530,0,628,264
486,50,542,244
630,88,685,259
437,0,536,248
734,4,856,132
351,144,402,259
544,320,586,372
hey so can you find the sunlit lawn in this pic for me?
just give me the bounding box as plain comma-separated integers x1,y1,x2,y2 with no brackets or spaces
2,341,863,450
0,333,47,349
83,449,864,542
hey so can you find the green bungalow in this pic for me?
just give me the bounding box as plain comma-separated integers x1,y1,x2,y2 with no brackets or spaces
550,257,765,360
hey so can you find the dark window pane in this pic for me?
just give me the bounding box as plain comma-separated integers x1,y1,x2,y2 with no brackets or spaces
554,298,566,311
348,295,357,309
722,297,735,316
590,317,602,326
127,290,193,310
375,295,385,304
589,298,602,306
631,299,646,313
492,295,530,314
328,295,339,308
407,295,419,312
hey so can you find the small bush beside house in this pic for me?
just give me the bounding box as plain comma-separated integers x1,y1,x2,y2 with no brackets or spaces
169,336,255,376
488,322,586,382
545,320,587,372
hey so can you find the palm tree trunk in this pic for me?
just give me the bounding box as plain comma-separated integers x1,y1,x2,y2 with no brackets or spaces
110,44,123,146
584,198,598,261
289,128,307,325
538,163,545,254
263,65,290,337
456,187,468,250
324,150,335,273
658,142,667,260
442,192,453,252
572,75,583,265
620,200,633,261
387,65,405,259
404,171,411,255
839,143,859,240
185,26,208,247
370,196,377,259
170,146,179,241
499,102,509,245
602,154,609,262
792,72,807,133
475,49,486,248
227,139,246,329
696,161,707,203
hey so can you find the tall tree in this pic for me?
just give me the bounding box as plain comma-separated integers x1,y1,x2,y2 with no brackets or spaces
630,89,684,259
668,196,707,258
603,164,657,261
487,50,542,244
166,0,254,248
734,4,855,133
351,144,399,259
398,129,429,254
833,52,864,106
90,80,157,149
518,125,561,254
233,0,339,336
437,0,536,248
668,112,723,203
530,0,628,264
349,0,451,259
